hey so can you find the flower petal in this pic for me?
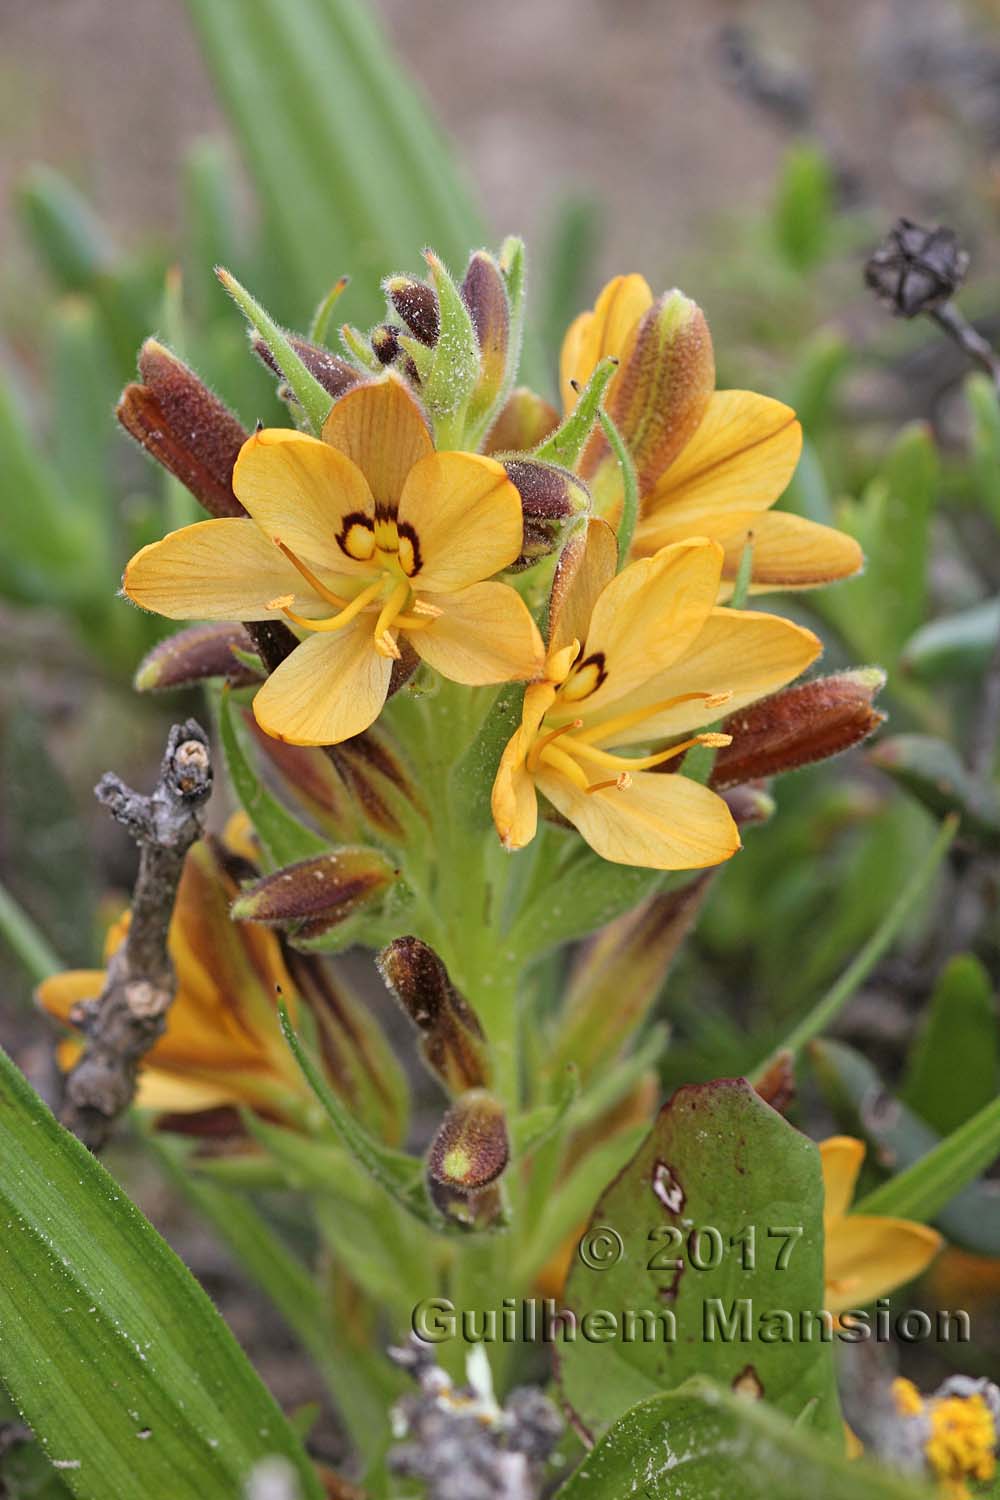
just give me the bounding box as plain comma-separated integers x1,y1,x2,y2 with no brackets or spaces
411,581,544,685
321,374,432,509
560,274,653,411
589,606,821,746
491,716,544,851
124,518,331,622
565,539,724,717
253,622,392,745
134,1070,236,1115
537,765,740,870
36,970,106,1023
232,427,375,572
548,518,618,656
820,1135,867,1223
641,390,802,532
643,507,863,593
825,1215,942,1314
398,453,524,592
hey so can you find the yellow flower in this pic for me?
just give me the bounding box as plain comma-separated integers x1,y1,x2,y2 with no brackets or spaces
491,520,821,869
560,275,863,593
123,375,544,745
36,836,404,1142
821,1136,942,1315
891,1377,998,1500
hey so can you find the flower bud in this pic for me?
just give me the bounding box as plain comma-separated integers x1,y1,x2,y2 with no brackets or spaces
117,340,247,518
589,290,714,499
427,1089,509,1192
461,250,510,427
370,323,402,366
377,936,491,1093
865,219,969,318
484,387,559,455
710,669,886,790
721,784,776,827
501,457,590,571
231,849,399,942
384,275,440,346
134,623,262,693
251,332,360,401
244,713,361,843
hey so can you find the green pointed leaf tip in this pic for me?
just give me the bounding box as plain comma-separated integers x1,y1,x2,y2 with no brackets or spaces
559,1077,841,1443
215,267,333,435
0,1047,321,1500
419,250,480,420
900,954,998,1136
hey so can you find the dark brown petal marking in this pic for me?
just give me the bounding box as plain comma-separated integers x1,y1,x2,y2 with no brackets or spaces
395,521,421,577
337,512,376,562
561,650,608,703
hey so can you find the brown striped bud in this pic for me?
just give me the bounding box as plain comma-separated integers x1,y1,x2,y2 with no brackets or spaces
721,784,776,826
461,250,509,422
385,275,439,346
710,669,886,791
117,340,247,518
251,332,360,401
134,623,262,693
501,457,591,571
484,387,559,455
244,712,361,843
427,1089,509,1193
377,936,490,1093
370,323,402,366
231,849,398,942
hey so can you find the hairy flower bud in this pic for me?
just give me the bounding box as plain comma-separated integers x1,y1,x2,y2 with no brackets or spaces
377,936,491,1093
427,1089,509,1192
385,275,440,346
231,849,399,942
461,249,510,426
710,669,886,790
134,623,261,693
370,323,402,366
251,332,360,401
865,219,969,318
501,457,590,570
117,340,247,518
484,386,559,455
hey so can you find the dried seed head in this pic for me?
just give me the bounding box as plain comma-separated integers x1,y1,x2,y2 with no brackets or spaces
864,219,970,318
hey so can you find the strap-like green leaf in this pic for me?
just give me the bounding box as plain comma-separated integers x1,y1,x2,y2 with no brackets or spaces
0,1047,322,1500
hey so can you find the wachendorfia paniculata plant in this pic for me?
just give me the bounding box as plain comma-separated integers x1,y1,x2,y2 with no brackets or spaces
27,239,995,1500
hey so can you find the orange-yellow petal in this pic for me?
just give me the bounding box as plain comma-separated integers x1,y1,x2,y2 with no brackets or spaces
491,679,558,850
820,1135,867,1223
640,390,803,533
588,607,822,747
398,452,524,593
252,622,392,746
410,581,544,685
321,374,432,510
536,764,740,870
134,1070,236,1115
825,1215,943,1314
123,518,329,622
37,970,106,1024
232,427,375,573
560,274,654,411
548,518,618,657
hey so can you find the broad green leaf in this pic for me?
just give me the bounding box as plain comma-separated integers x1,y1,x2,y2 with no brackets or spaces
556,1379,930,1500
869,736,1000,849
558,1079,841,1442
856,1092,1000,1225
900,954,998,1134
0,1047,322,1500
901,596,1000,682
967,370,1000,528
218,691,331,868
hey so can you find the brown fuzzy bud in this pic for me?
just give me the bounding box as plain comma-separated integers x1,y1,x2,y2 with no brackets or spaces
865,219,969,318
501,457,590,570
710,669,886,790
117,340,248,517
427,1089,509,1192
385,275,440,346
231,849,398,941
377,936,491,1093
251,332,360,401
721,784,776,826
484,387,559,455
462,250,509,419
371,323,402,366
134,623,261,693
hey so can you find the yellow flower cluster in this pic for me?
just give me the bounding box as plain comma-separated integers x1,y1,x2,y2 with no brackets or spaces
892,1377,998,1499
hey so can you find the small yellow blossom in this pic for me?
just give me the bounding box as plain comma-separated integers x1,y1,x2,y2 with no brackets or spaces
561,275,863,593
492,520,821,869
123,375,544,745
820,1136,942,1314
891,1377,998,1499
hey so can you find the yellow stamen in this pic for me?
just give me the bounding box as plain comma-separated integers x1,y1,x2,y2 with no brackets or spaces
538,743,590,790
279,577,385,633
273,536,351,608
372,576,410,651
586,772,632,795
527,719,583,773
569,731,732,773
574,690,733,747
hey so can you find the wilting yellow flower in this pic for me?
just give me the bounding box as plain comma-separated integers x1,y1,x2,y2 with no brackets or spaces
561,275,862,593
491,520,821,869
821,1136,942,1315
124,375,544,745
37,836,404,1141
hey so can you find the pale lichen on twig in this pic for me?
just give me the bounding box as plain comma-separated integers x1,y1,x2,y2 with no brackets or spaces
60,718,212,1151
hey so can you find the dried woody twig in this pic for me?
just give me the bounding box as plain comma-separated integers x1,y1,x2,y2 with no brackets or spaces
60,719,212,1151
